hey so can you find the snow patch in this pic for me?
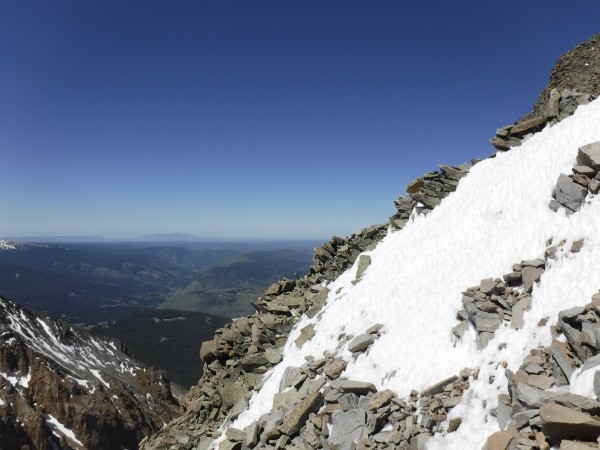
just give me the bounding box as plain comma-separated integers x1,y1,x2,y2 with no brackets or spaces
44,413,84,447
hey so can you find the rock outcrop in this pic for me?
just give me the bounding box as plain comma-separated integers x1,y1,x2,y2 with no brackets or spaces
491,32,600,151
0,297,181,450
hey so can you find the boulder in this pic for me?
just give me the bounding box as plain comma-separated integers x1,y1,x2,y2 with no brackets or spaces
329,379,377,395
354,255,372,281
348,334,376,353
484,430,516,450
199,339,217,362
554,174,588,212
551,339,580,379
577,142,600,172
521,266,542,293
368,389,394,411
540,403,600,441
323,358,348,379
330,409,369,445
281,391,323,436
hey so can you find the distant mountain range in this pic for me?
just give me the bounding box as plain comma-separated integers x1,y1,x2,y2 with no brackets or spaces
3,232,326,243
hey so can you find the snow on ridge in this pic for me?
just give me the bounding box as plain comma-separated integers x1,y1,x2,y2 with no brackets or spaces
223,98,600,449
1,299,143,393
44,413,84,447
0,240,16,250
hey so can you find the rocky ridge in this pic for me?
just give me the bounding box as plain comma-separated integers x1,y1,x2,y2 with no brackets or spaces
141,33,600,450
491,32,600,151
0,296,181,450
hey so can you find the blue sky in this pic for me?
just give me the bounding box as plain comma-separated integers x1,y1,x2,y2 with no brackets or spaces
2,1,599,239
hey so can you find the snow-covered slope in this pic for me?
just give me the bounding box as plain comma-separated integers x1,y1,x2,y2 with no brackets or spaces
0,297,181,450
213,97,600,448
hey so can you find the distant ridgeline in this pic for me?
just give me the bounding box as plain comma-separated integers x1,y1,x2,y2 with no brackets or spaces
141,32,600,450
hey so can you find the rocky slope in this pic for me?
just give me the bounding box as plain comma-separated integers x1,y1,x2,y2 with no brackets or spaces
0,295,181,450
141,33,600,450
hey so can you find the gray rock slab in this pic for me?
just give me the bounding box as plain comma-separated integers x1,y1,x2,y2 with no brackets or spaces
329,379,377,395
577,142,600,171
226,428,246,443
503,271,522,286
409,433,431,450
511,295,532,329
573,165,596,177
281,391,323,436
514,383,552,408
554,392,600,415
560,306,586,320
540,402,600,441
348,334,376,353
330,409,369,445
280,366,301,390
589,179,600,194
521,258,545,268
521,266,542,293
354,254,371,281
368,389,394,411
484,430,515,450
527,374,555,390
551,339,579,379
555,173,587,212
422,375,459,396
339,393,360,411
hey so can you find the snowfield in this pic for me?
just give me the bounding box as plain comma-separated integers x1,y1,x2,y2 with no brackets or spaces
218,97,600,449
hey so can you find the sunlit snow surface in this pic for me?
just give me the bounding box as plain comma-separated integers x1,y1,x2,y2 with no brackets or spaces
222,99,600,449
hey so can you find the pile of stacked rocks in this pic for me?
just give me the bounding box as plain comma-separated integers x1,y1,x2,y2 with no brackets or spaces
455,238,584,350
217,326,470,450
550,142,600,214
485,292,600,450
454,259,544,349
309,224,388,284
491,88,595,151
389,163,470,229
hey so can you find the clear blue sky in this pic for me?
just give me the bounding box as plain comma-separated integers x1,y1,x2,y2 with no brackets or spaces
2,1,599,239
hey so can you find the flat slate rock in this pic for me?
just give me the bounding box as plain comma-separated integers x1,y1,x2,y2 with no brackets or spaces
554,173,587,212
329,379,377,395
577,142,600,171
281,391,323,436
330,409,369,445
348,334,376,353
540,402,600,441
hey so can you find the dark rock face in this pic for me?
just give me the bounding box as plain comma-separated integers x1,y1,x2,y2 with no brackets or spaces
0,297,181,450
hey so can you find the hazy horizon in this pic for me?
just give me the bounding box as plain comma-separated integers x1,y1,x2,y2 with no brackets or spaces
3,1,600,239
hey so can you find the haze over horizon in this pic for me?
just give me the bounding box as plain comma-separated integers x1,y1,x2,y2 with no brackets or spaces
3,1,600,239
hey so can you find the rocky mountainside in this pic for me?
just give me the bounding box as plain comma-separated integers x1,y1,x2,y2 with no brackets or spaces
144,34,600,450
0,296,181,450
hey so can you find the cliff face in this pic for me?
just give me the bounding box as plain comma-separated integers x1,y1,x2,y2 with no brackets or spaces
0,296,181,450
142,33,600,450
